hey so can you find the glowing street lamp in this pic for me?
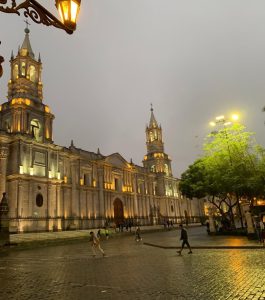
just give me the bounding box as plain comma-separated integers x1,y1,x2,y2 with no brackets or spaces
231,114,239,121
56,0,81,32
209,113,239,128
0,0,82,34
0,0,82,78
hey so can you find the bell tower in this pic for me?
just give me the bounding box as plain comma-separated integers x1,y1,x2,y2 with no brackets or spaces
143,105,172,176
8,27,43,102
0,27,54,143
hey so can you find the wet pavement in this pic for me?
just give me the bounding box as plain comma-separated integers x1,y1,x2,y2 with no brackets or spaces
0,227,264,300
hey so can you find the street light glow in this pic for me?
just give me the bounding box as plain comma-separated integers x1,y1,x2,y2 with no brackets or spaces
231,114,239,121
216,115,225,121
209,112,241,130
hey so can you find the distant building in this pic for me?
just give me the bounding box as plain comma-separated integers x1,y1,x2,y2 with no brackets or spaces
0,29,204,232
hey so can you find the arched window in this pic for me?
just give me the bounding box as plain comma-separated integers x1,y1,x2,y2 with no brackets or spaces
21,62,26,76
164,164,169,175
13,64,19,79
36,194,43,207
151,165,156,172
154,130,157,140
150,132,154,142
29,65,36,81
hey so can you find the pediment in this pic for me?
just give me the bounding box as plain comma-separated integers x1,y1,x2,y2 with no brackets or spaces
105,153,129,169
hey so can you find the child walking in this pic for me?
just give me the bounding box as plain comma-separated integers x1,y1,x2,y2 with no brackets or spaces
90,231,106,257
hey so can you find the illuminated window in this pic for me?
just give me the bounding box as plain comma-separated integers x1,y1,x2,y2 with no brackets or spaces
21,62,26,76
13,64,19,79
150,132,154,142
30,119,41,141
164,164,169,175
36,194,43,207
29,65,36,81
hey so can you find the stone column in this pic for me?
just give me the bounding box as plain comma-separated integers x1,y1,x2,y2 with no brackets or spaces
56,184,61,217
47,183,53,231
133,174,138,218
97,167,105,225
70,160,78,230
0,145,8,197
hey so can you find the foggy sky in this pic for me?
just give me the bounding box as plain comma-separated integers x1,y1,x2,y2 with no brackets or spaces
1,0,265,177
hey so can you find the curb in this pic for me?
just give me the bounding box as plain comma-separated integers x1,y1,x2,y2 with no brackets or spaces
143,242,264,250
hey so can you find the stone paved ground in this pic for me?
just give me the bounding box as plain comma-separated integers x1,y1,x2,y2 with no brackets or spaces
0,228,265,300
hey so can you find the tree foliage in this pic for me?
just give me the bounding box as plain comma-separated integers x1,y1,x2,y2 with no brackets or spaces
179,124,265,227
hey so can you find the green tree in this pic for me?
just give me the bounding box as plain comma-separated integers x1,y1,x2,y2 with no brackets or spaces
180,124,265,229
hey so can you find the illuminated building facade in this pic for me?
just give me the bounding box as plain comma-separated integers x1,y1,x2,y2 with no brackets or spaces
0,29,204,232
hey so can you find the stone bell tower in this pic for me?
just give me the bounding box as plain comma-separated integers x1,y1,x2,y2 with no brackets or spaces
143,105,172,176
0,27,54,143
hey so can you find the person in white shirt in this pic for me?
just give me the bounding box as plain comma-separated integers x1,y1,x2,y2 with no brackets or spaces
90,231,106,257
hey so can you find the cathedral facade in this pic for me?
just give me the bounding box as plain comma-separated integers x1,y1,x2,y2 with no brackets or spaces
0,29,204,233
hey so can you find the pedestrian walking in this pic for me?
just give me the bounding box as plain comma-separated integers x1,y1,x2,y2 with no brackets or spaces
177,224,192,255
90,231,106,257
135,226,142,242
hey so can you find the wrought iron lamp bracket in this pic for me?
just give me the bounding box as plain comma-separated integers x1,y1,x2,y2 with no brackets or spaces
0,41,4,78
0,0,73,34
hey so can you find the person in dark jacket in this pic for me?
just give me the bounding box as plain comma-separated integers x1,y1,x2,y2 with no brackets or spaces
177,224,192,255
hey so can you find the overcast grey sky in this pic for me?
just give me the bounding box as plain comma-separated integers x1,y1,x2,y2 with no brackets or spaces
1,1,265,177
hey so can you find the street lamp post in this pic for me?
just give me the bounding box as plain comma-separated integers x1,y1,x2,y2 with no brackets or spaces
0,0,81,34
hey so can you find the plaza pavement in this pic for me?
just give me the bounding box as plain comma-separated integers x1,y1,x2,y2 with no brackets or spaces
5,224,263,249
0,226,264,300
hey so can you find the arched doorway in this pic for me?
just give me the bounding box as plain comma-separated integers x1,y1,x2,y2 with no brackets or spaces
113,198,124,226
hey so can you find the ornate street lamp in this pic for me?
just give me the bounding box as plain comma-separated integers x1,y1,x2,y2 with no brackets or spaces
0,0,81,78
209,114,239,128
56,0,81,31
0,0,81,34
